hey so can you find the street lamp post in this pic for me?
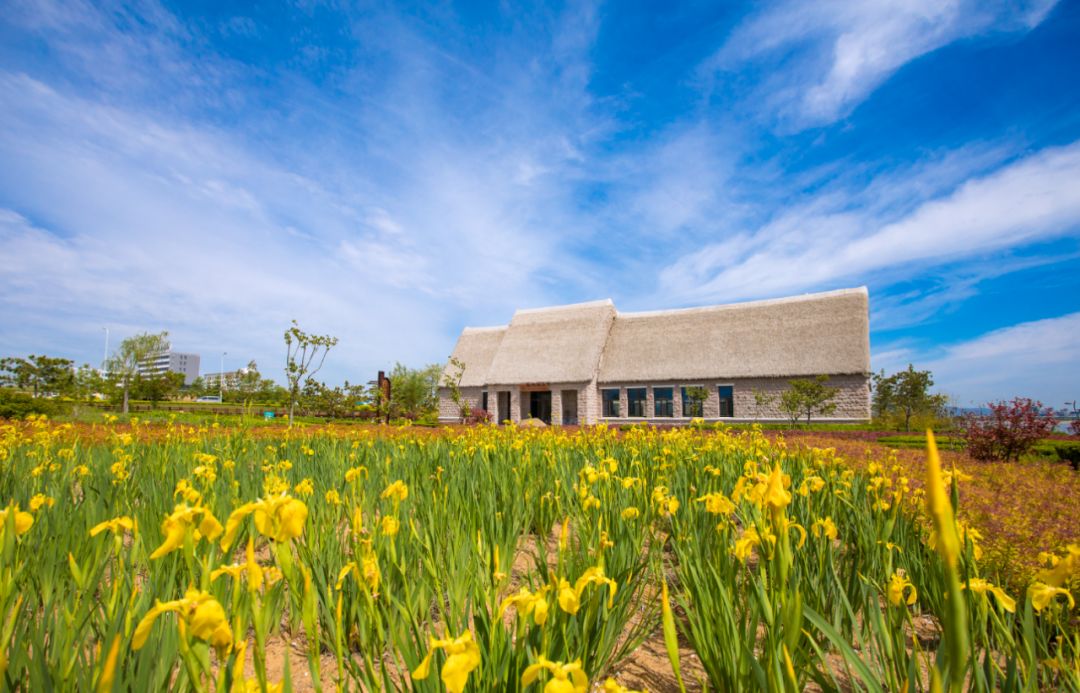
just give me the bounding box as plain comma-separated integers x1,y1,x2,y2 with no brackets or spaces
220,352,227,401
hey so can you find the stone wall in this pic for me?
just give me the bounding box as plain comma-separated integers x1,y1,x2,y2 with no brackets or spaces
439,375,870,425
436,386,483,421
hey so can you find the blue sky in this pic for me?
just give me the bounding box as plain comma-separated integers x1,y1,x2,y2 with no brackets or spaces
1,0,1078,407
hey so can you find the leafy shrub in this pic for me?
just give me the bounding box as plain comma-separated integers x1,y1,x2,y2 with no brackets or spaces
964,398,1058,462
464,408,492,425
1071,419,1080,437
877,435,966,451
1046,442,1080,471
0,389,61,418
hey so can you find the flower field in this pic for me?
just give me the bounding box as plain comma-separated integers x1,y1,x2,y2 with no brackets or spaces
0,417,1077,692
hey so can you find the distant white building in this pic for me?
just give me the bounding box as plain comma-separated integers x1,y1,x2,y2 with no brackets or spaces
202,367,251,390
139,349,200,385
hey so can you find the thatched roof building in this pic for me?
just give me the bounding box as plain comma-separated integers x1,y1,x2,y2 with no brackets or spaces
439,287,870,425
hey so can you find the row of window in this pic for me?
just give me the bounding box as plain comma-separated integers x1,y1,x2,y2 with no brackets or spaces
601,385,734,418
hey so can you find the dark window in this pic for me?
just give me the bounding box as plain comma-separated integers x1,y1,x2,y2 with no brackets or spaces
681,387,704,418
627,388,647,417
654,387,674,417
718,385,734,418
481,391,488,412
602,388,621,417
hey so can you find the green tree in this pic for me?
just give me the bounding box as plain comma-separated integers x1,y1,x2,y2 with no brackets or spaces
871,369,896,421
0,357,33,391
873,364,948,431
752,387,776,417
780,375,838,425
0,355,75,397
389,363,442,419
683,386,708,418
284,321,338,426
106,332,170,414
187,376,209,397
133,371,185,409
441,357,469,423
74,364,108,400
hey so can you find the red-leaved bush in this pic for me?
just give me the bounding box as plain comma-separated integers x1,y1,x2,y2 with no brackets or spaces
1070,418,1080,437
964,398,1058,461
464,408,493,425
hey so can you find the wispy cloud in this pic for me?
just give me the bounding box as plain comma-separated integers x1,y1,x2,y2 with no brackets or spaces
0,2,617,379
708,0,1058,127
659,141,1080,308
923,311,1080,405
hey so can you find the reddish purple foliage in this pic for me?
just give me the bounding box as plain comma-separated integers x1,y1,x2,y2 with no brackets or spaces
465,408,493,425
1070,418,1080,437
964,398,1058,462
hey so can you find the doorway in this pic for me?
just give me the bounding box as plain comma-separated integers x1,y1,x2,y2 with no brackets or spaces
497,392,510,424
561,390,578,425
529,391,552,424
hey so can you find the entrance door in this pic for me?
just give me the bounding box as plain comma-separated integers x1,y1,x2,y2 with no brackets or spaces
561,390,578,425
497,392,510,424
529,391,552,424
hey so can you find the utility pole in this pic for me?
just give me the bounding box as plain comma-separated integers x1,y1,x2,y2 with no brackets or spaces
102,327,109,373
220,351,227,401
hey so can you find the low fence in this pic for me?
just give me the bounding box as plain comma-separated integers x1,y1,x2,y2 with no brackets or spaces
81,401,377,420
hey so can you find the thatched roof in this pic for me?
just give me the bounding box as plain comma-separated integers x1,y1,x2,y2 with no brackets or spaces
441,326,506,388
443,288,870,388
484,300,616,384
597,288,869,382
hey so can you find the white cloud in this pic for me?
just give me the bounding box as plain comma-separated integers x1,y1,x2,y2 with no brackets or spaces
659,141,1080,306
923,312,1080,405
711,0,1058,126
0,2,626,382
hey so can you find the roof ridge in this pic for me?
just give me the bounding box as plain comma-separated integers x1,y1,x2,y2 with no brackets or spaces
617,286,866,319
514,298,614,316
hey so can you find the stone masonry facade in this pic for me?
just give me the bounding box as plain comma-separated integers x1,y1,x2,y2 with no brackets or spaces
439,374,869,425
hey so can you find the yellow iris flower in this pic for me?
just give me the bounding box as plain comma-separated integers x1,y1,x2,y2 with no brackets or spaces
521,657,588,693
557,579,580,614
220,494,308,550
499,585,551,625
411,630,481,693
0,503,33,537
89,516,136,537
381,480,408,503
380,515,400,536
695,492,735,515
29,494,54,512
336,551,381,593
763,463,792,512
557,566,619,614
924,431,960,567
811,517,837,541
887,569,917,607
798,476,826,496
149,504,223,560
732,526,773,562
132,589,233,654
210,538,264,592
1035,544,1078,588
962,578,1015,613
1028,582,1075,612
